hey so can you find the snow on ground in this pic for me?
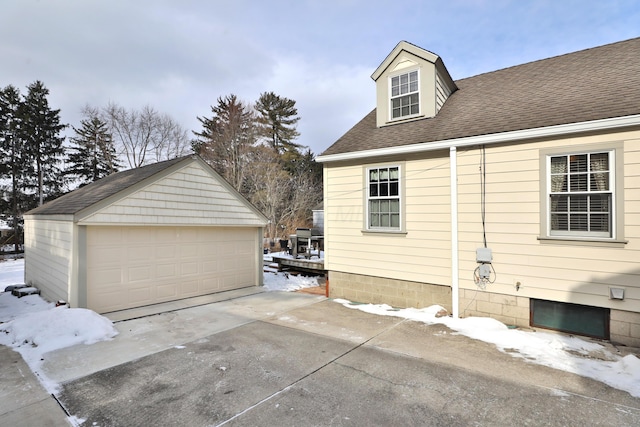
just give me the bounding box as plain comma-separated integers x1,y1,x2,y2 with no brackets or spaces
1,257,639,400
0,258,118,394
262,250,323,291
333,299,640,398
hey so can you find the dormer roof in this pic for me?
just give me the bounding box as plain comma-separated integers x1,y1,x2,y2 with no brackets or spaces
371,41,457,94
319,37,640,160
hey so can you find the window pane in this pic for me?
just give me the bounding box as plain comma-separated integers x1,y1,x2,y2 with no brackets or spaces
550,156,567,174
570,196,587,212
550,195,567,212
390,199,399,212
569,154,587,173
590,172,608,191
402,106,409,116
389,182,399,196
369,183,378,197
392,107,401,118
590,194,610,212
380,168,389,180
410,105,419,114
570,214,588,231
551,213,568,231
392,87,399,97
409,70,418,81
389,167,399,180
569,174,587,192
370,213,379,227
550,175,567,192
380,200,389,212
370,169,378,181
590,214,610,232
391,213,400,228
370,200,379,213
590,153,608,171
380,182,389,196
380,214,390,227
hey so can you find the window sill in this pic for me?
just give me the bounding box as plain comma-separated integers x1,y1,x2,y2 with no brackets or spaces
385,114,425,125
361,229,407,236
537,236,628,248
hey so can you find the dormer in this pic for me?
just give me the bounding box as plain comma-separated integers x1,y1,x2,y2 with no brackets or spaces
372,41,457,128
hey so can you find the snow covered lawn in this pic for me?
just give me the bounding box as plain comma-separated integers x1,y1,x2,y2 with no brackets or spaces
1,257,639,400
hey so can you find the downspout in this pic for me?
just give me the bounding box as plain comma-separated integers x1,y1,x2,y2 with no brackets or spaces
450,147,459,318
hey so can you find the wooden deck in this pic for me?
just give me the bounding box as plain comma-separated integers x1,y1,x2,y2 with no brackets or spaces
270,255,326,275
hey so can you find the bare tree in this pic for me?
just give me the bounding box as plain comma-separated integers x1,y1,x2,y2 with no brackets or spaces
96,103,191,169
244,146,291,239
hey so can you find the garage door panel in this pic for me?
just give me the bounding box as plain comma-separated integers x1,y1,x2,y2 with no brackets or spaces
157,283,179,299
87,226,257,313
180,280,200,295
127,266,151,283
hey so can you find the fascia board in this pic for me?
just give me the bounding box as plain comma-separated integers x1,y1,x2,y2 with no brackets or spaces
317,114,640,163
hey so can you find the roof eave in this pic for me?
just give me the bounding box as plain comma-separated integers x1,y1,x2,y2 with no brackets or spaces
317,114,640,163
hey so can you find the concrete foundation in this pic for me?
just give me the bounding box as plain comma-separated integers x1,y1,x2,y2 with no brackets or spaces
327,271,452,312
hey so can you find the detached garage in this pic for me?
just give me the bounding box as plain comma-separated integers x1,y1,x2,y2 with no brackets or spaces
23,155,268,314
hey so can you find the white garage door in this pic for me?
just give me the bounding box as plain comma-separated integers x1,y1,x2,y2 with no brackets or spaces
86,226,258,313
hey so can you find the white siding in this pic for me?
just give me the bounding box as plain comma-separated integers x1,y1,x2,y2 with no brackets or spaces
24,217,74,303
79,163,265,226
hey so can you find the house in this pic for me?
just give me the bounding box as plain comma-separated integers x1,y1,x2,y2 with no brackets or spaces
317,38,640,347
23,155,268,314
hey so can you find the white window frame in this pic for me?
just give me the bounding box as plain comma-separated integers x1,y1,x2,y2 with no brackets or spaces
366,165,402,231
389,69,420,121
544,148,617,240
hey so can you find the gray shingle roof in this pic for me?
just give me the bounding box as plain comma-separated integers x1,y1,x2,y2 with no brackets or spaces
26,155,192,215
322,37,640,157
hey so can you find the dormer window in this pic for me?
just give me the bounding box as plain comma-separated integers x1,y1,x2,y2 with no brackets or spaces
390,70,419,119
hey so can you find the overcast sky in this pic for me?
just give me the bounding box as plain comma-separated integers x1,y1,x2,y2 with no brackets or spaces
2,0,639,156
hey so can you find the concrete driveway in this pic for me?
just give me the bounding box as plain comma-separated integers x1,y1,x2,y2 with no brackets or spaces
43,291,640,426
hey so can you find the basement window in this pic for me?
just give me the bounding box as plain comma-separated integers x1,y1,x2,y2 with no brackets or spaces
530,299,609,340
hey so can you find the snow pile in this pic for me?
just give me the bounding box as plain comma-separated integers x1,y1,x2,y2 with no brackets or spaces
263,271,320,292
333,299,640,398
0,260,119,394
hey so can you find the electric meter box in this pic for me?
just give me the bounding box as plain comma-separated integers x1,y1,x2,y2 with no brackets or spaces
476,247,493,263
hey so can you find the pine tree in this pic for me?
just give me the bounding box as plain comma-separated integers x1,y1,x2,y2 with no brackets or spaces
20,81,66,206
193,94,257,192
67,116,119,186
0,85,29,251
255,92,302,158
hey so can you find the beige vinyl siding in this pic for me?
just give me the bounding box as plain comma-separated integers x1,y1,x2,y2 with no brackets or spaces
23,217,74,303
457,130,640,310
79,163,264,226
435,70,452,113
324,151,451,285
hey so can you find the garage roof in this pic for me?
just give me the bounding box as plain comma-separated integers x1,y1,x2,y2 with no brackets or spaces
27,156,191,216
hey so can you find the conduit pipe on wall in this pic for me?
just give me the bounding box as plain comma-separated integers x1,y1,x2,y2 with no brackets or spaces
450,147,459,318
